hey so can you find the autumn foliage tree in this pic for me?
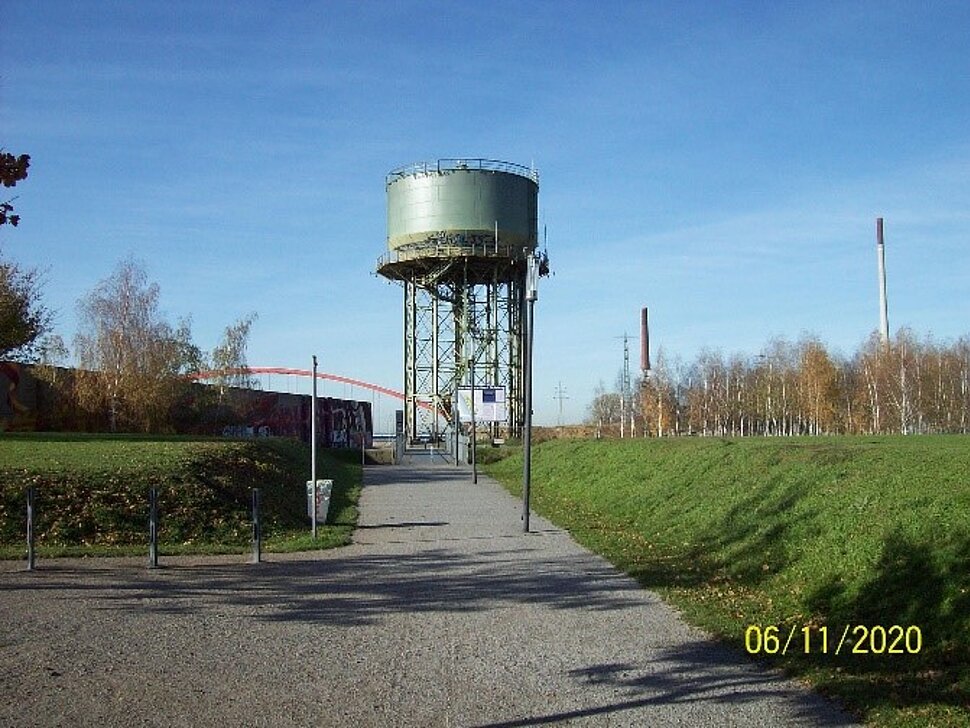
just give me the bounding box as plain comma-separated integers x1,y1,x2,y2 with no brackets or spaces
617,331,970,438
640,349,678,436
797,338,839,434
74,259,198,432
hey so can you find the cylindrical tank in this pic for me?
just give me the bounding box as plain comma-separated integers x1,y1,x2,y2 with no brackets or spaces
386,159,538,252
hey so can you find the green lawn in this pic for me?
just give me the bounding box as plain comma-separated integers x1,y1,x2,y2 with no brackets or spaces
0,433,361,557
486,436,970,728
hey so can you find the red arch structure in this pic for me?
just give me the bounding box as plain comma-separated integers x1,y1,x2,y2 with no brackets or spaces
189,367,436,412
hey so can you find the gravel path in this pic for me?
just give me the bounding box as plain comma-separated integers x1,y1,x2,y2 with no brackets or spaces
0,458,858,727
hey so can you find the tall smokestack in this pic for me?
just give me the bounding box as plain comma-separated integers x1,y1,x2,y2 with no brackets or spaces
876,217,889,345
640,307,650,374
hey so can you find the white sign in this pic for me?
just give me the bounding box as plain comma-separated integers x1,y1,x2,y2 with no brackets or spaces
456,386,507,423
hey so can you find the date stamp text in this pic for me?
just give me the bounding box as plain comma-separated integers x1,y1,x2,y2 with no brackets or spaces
744,624,922,656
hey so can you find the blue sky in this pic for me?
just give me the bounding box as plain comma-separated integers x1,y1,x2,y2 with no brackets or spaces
2,1,969,430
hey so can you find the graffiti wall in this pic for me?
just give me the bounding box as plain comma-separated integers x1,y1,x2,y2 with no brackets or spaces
231,387,373,449
0,363,373,449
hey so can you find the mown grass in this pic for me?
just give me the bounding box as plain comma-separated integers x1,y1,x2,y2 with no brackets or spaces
485,436,970,728
0,433,361,558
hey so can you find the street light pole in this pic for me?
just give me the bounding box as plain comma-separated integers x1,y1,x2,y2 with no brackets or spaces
522,252,539,533
454,378,460,468
470,355,478,484
311,354,318,540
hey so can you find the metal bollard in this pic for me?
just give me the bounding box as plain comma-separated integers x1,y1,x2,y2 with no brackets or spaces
148,487,159,569
26,487,35,571
251,488,261,564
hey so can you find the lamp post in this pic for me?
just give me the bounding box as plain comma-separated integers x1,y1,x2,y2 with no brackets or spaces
454,377,460,468
470,355,478,484
311,354,318,540
522,252,539,533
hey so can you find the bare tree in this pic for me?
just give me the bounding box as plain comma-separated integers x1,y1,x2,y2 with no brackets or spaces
640,347,677,436
587,380,621,437
958,337,970,433
211,312,258,400
32,333,69,384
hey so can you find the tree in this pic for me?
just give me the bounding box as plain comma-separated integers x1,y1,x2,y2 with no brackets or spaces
1,150,30,227
882,328,923,435
0,147,47,361
640,348,678,436
854,329,921,435
173,317,206,376
691,348,726,436
593,328,970,438
74,259,195,432
797,337,840,434
211,312,258,399
587,381,621,436
33,333,68,381
0,261,51,360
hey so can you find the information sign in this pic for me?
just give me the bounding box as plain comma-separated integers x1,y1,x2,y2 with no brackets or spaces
456,386,507,423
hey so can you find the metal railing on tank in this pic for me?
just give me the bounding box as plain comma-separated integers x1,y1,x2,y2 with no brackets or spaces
386,158,539,184
376,239,535,270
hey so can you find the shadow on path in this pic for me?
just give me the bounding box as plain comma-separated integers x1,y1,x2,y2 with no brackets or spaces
472,642,855,727
1,544,648,627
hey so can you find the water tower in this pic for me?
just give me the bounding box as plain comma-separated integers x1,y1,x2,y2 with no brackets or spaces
377,159,545,443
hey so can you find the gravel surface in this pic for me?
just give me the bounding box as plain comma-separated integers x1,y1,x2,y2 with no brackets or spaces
0,456,859,727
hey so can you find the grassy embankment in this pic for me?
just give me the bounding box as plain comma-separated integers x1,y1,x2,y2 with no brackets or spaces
486,436,969,728
0,433,360,558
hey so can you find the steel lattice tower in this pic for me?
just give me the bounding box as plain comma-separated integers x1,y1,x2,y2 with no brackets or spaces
377,159,542,444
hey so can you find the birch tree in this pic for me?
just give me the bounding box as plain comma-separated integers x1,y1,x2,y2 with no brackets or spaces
797,337,839,434
75,259,194,432
211,312,259,399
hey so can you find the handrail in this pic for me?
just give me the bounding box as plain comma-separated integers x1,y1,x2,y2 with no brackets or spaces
387,158,539,184
376,241,535,271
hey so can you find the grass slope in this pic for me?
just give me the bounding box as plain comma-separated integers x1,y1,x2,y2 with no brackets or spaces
0,433,361,557
486,436,969,728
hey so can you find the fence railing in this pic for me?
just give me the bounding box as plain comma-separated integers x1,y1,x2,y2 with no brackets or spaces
19,487,268,570
377,240,534,271
387,158,539,184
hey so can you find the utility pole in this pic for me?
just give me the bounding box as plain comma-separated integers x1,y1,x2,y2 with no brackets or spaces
616,334,632,438
614,315,650,438
624,335,634,437
553,381,569,429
